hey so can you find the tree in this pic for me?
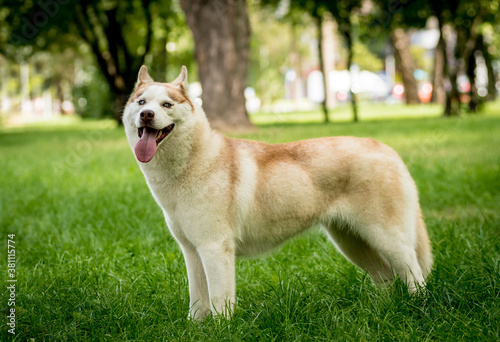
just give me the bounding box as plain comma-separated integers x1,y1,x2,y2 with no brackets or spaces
247,8,296,106
323,0,362,121
287,0,363,122
312,8,330,123
266,0,364,123
480,33,497,102
179,0,253,130
389,28,420,104
430,31,446,105
369,0,426,105
428,0,500,115
260,0,331,123
1,0,177,124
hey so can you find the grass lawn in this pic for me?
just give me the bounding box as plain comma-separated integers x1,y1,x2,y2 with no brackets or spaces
1,103,499,341
250,102,444,125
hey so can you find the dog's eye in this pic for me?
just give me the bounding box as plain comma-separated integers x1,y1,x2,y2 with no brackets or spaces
138,99,145,105
163,102,172,108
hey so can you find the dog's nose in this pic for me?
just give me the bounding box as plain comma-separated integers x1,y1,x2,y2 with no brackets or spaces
140,110,155,125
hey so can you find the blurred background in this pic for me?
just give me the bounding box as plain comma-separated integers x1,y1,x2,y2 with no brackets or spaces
0,0,498,130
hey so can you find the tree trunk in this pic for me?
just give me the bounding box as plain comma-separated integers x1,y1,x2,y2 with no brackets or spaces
316,15,329,124
466,33,485,113
466,47,479,112
443,55,460,117
439,21,460,117
290,22,304,101
180,0,253,131
431,34,446,105
445,15,482,116
431,2,461,116
390,28,420,105
478,34,497,101
343,29,358,122
444,74,460,116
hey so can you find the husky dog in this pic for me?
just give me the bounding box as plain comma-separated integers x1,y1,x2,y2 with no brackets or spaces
123,66,433,319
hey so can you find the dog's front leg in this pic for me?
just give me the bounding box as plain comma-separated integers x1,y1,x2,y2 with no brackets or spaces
181,245,211,320
197,239,236,318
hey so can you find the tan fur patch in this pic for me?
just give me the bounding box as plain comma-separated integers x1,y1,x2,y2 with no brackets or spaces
220,137,239,219
162,84,195,111
127,84,148,104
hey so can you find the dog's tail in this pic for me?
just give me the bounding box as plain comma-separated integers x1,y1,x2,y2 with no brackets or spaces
416,209,433,278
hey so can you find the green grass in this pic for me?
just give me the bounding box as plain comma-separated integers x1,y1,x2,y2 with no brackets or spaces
250,102,443,124
1,104,499,341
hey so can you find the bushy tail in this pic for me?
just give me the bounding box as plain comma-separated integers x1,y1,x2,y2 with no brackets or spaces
416,211,433,278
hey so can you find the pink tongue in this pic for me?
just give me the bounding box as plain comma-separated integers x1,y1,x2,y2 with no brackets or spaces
134,128,158,163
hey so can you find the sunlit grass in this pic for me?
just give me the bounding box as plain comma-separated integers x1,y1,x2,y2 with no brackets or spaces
0,103,499,341
250,102,443,124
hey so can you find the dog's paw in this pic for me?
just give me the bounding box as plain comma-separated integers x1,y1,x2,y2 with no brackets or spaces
188,307,211,321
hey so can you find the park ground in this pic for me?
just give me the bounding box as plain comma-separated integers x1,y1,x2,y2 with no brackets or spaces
0,102,499,341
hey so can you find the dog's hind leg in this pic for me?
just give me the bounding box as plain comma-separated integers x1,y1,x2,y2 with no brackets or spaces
416,213,433,278
373,235,425,293
323,223,395,286
349,222,426,293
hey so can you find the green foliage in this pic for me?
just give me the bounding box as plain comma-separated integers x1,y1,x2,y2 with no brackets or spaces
248,7,299,104
352,42,384,71
409,45,432,72
368,0,430,32
0,0,183,121
163,21,196,82
1,103,500,340
72,66,114,119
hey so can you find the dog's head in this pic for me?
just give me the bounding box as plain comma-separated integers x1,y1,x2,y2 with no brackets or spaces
123,66,197,163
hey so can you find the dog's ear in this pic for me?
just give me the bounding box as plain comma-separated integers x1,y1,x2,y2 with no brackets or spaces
136,65,154,87
171,66,188,92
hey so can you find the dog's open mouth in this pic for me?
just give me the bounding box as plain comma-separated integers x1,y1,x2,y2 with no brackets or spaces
134,124,175,163
137,124,175,144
